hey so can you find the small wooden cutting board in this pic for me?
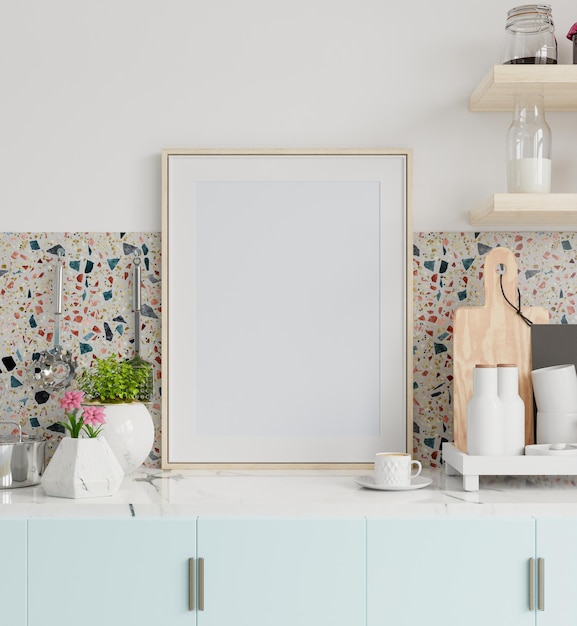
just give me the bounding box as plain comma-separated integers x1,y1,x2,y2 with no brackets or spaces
452,247,549,452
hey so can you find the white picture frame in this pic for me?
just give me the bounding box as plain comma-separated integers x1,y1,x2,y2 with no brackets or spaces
161,149,412,468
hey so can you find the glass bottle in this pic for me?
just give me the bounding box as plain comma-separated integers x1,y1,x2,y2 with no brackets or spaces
502,4,557,64
497,364,525,455
466,365,504,456
507,93,551,193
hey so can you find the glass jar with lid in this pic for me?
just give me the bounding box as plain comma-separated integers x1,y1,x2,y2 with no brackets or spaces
502,4,557,64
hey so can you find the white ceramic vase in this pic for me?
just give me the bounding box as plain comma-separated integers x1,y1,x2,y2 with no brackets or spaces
95,402,154,473
497,364,525,455
467,364,504,456
41,436,124,499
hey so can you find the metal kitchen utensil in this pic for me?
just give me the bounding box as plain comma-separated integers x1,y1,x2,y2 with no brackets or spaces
125,252,153,401
0,420,46,488
31,255,77,392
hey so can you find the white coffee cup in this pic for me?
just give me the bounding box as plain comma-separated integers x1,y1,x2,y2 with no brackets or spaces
374,453,422,487
536,411,577,444
531,364,577,413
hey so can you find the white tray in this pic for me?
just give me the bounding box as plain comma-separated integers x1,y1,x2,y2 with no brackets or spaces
442,442,577,491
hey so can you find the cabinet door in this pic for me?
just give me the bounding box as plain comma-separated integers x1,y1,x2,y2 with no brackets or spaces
197,517,365,626
367,518,535,626
28,518,195,626
536,518,577,624
0,519,26,626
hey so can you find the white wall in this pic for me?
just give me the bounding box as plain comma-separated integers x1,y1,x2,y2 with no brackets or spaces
1,0,576,232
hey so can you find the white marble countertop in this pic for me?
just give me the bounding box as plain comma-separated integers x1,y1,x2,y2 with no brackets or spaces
3,467,577,519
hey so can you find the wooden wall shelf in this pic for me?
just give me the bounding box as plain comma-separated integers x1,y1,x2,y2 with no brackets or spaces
470,67,577,228
470,65,577,112
470,193,577,227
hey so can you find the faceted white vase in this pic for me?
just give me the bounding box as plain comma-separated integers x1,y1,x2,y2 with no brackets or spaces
41,437,124,499
96,402,154,474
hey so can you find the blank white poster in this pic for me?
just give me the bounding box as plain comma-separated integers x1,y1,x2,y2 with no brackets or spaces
193,181,380,437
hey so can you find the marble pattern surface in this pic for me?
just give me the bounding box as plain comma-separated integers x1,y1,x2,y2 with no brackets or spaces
4,468,577,517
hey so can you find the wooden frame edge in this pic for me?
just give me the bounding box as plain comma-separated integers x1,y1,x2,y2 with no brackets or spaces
161,148,414,469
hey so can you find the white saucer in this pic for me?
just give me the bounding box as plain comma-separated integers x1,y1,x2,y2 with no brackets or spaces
355,475,433,491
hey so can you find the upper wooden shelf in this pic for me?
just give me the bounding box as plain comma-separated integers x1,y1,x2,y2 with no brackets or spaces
470,65,577,111
470,193,577,227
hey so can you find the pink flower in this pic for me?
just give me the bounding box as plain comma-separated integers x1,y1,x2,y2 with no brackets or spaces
81,404,106,427
58,390,84,412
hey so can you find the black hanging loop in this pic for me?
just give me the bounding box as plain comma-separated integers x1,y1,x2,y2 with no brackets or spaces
499,273,533,327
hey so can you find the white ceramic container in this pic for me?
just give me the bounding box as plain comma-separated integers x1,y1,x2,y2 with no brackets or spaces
467,365,504,456
41,436,124,499
536,411,577,445
531,364,577,413
497,364,525,455
97,402,154,473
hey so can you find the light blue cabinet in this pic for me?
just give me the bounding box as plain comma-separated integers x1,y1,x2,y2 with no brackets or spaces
0,519,26,626
26,517,364,626
28,518,195,626
367,517,536,626
14,514,577,625
535,518,577,625
196,518,366,626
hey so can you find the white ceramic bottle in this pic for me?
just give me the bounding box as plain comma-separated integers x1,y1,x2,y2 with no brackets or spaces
466,364,505,456
497,363,526,455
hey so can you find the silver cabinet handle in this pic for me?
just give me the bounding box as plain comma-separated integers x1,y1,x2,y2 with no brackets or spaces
188,558,195,611
538,557,545,611
529,558,535,611
198,557,205,611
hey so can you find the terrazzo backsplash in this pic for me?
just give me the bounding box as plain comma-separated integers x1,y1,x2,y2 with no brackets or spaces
414,231,577,468
0,233,161,465
1,231,575,469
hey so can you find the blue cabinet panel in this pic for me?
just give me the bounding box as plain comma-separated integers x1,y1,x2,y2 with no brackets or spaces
367,517,535,626
0,519,26,626
536,518,577,625
28,518,195,626
197,517,365,626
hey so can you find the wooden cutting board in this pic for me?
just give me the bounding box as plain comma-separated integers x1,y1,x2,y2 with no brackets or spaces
452,247,549,452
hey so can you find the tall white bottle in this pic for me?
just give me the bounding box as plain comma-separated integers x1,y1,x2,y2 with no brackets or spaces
466,364,505,456
497,363,525,455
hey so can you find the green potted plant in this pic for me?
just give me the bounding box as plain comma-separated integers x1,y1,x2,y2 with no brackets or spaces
76,354,154,474
77,354,152,403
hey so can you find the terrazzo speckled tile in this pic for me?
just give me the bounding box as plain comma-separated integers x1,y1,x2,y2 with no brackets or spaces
0,232,161,466
3,230,575,471
413,232,577,469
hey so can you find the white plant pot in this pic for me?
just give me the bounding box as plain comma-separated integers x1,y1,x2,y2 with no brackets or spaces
41,437,124,499
95,402,154,474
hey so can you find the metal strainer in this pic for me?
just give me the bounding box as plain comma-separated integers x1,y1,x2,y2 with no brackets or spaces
31,255,76,392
